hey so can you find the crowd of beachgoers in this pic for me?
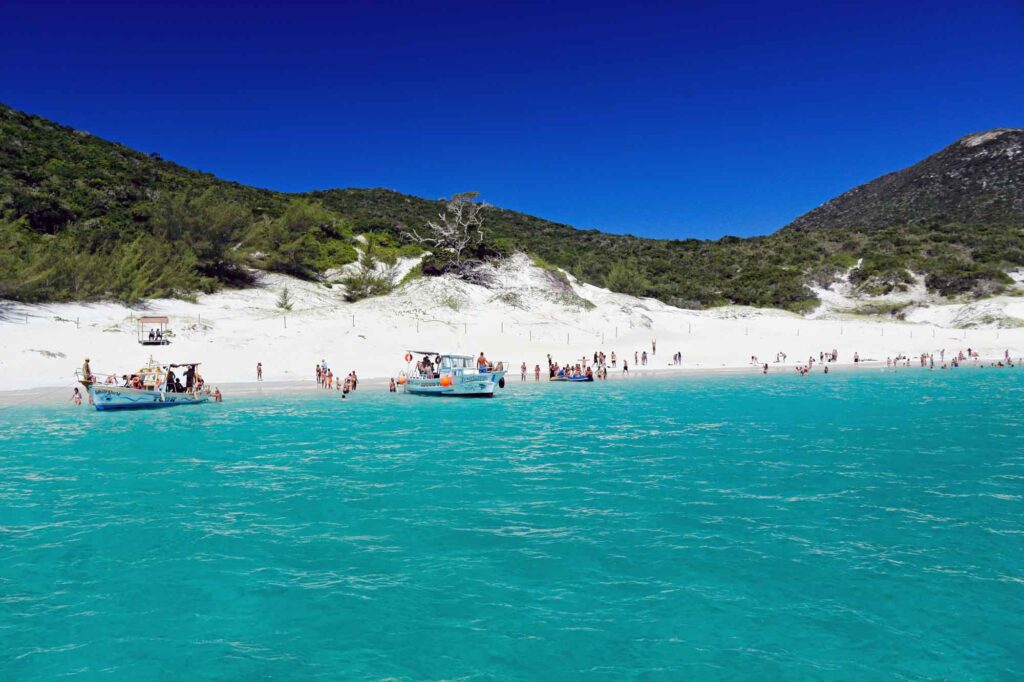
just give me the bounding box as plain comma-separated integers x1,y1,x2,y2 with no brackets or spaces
278,340,1022,400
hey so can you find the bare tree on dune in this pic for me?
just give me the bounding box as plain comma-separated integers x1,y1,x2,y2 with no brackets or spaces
405,192,492,284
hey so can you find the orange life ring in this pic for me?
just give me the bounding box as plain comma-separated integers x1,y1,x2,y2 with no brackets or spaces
440,376,452,387
397,376,407,385
404,352,413,362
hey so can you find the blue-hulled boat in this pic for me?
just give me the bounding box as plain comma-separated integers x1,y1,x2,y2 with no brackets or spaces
399,351,507,398
77,358,210,411
549,374,594,382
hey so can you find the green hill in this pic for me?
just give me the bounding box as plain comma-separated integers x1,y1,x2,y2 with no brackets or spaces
1,102,1022,308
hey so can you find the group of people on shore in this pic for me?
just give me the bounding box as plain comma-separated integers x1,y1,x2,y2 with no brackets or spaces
316,360,358,398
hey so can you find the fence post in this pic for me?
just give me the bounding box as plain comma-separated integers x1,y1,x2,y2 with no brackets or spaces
284,315,287,329
352,314,355,328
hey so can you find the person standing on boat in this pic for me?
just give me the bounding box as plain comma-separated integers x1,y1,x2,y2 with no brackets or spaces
477,352,489,371
82,358,92,382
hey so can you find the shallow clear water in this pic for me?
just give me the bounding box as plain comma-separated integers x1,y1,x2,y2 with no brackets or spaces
1,369,1022,679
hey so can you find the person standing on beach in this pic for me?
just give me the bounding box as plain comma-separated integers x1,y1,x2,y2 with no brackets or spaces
611,351,616,368
623,360,629,375
257,362,263,381
534,365,540,381
652,339,656,355
520,362,527,381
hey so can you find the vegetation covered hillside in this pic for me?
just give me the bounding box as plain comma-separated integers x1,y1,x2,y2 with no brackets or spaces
1,102,1022,309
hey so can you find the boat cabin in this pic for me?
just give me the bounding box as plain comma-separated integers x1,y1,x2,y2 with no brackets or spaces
439,354,477,374
138,316,170,345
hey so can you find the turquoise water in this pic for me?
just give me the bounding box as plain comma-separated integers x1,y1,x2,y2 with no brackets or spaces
2,369,1022,679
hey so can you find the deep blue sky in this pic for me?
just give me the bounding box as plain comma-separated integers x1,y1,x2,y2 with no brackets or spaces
3,1,1023,238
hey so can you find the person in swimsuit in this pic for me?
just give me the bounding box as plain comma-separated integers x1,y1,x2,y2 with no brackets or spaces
257,362,263,381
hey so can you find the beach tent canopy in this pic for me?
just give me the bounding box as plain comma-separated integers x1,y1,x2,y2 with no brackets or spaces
138,316,171,345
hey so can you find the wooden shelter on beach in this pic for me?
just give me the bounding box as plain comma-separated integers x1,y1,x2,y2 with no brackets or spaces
138,315,170,345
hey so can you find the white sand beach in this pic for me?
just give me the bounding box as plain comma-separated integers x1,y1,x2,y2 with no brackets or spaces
2,254,1023,396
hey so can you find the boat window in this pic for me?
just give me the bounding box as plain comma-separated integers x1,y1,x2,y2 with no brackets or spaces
441,357,451,370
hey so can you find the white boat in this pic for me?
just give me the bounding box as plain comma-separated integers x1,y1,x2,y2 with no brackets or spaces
77,358,210,411
399,351,507,398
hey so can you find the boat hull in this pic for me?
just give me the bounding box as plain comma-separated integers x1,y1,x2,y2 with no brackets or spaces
404,371,506,397
87,384,209,411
